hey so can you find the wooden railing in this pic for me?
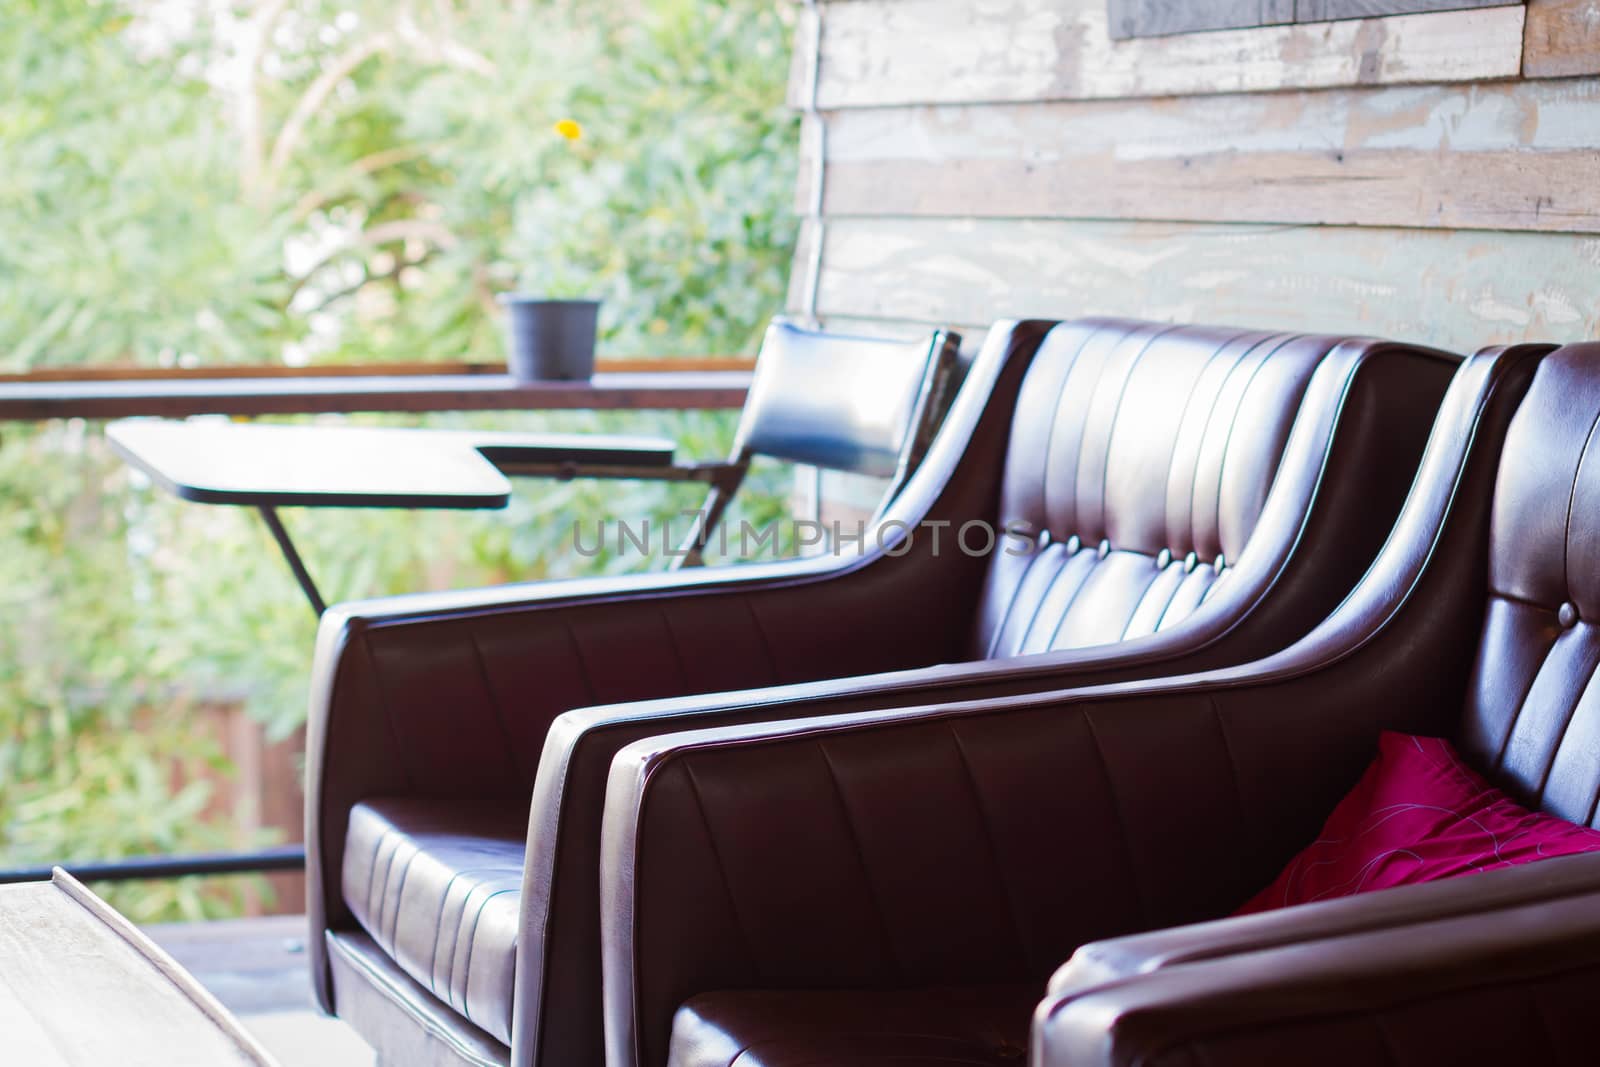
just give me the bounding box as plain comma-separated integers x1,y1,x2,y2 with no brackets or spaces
0,358,755,421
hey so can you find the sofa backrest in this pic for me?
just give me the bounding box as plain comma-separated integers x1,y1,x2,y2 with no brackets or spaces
973,318,1374,659
1460,342,1600,821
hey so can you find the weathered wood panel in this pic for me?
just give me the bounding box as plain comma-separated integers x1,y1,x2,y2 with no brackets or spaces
803,78,1600,234
799,217,1600,352
1110,0,1511,40
800,0,1525,109
1296,0,1515,20
1523,0,1600,76
1108,0,1294,38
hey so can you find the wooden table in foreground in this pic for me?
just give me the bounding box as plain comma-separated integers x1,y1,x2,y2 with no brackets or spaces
0,370,751,421
0,870,278,1065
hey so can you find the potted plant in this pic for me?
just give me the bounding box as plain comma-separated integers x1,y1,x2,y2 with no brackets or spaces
498,290,601,382
498,118,602,382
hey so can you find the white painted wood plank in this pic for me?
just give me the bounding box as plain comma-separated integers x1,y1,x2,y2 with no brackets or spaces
804,0,1525,108
809,77,1600,233
799,216,1600,352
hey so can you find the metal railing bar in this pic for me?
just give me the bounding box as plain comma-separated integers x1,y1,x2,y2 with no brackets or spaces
0,845,307,885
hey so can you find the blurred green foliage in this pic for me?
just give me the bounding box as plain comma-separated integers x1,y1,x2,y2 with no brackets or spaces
0,0,797,919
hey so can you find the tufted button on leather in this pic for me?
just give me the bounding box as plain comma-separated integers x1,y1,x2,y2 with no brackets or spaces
1097,538,1111,559
1560,602,1579,628
1214,553,1226,573
1156,548,1172,569
1184,551,1198,574
1036,528,1051,549
1063,534,1080,554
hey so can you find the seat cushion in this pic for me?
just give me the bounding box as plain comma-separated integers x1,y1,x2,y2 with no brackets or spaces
342,796,528,1046
669,984,1039,1067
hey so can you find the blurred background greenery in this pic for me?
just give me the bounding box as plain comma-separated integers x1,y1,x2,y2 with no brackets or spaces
0,0,798,920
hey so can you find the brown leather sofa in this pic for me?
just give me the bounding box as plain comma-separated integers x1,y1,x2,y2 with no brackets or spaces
305,318,1456,1066
598,338,1574,1067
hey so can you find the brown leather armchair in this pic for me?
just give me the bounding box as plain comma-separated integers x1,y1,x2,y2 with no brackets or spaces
306,318,1456,1066
597,340,1570,1067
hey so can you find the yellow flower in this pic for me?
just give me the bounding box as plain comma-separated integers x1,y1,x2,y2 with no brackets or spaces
554,118,583,142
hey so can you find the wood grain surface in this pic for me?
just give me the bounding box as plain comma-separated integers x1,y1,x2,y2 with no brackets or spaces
795,0,1524,109
1523,0,1600,76
799,216,1600,352
803,77,1600,234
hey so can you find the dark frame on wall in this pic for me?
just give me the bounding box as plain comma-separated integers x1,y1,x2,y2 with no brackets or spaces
1107,0,1521,40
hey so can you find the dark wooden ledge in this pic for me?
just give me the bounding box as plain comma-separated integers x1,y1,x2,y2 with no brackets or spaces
0,361,753,420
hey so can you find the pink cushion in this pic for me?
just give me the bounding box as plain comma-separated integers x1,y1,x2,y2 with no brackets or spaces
1235,731,1600,915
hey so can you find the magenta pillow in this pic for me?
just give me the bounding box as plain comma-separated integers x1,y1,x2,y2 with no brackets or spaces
1235,731,1600,916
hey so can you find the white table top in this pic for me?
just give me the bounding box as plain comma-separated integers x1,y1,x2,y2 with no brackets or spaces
106,420,677,509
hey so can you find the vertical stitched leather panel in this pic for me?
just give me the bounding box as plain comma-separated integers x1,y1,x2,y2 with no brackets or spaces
661,597,781,695
951,710,1143,974
1539,670,1600,824
821,726,1028,982
1495,625,1600,806
988,543,1073,658
1458,598,1561,773
1154,563,1220,634
684,744,894,985
1122,561,1189,641
470,620,602,787
1042,327,1146,540
1049,551,1167,652
1090,695,1250,930
368,629,521,795
1073,329,1165,542
1213,340,1323,561
1103,334,1240,554
569,610,689,705
1006,322,1107,532
1163,334,1278,560
629,760,760,1064
1014,547,1098,656
1188,339,1279,563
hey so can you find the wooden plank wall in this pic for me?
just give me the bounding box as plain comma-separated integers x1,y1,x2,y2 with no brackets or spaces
787,0,1600,356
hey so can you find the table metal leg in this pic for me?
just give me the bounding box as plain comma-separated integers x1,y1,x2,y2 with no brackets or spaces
257,505,327,617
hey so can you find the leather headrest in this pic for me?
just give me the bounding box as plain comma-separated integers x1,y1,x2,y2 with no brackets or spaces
997,318,1333,563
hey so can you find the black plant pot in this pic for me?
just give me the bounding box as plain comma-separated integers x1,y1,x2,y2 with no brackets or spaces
499,296,599,382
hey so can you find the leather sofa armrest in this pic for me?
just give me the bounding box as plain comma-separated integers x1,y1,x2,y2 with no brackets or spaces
595,674,1426,1067
1050,848,1600,995
1033,862,1600,1066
